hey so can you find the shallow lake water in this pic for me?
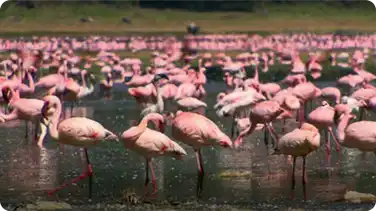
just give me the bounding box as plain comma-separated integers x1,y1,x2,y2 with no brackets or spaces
0,82,376,210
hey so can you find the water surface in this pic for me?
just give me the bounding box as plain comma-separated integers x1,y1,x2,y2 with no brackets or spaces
0,82,375,210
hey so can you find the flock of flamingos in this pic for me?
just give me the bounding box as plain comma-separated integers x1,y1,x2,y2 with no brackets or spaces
1,33,376,203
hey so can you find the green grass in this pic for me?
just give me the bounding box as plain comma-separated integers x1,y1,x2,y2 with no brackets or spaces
0,2,374,35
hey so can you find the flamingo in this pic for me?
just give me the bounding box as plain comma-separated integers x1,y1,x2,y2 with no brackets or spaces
176,97,207,114
291,82,321,125
214,89,265,138
1,86,46,146
170,111,232,197
121,113,187,195
233,100,293,150
320,87,341,105
40,95,118,197
138,74,169,118
334,104,376,153
274,123,320,201
307,101,340,160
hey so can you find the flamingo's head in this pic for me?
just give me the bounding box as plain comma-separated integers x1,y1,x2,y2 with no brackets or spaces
152,73,169,85
300,122,319,134
1,86,11,103
334,104,354,125
321,100,329,107
41,95,61,123
145,113,166,133
124,75,132,83
254,92,267,103
216,92,226,102
218,135,233,149
162,112,175,126
87,73,96,83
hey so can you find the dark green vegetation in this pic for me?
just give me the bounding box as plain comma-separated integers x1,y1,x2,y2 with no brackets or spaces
9,0,376,12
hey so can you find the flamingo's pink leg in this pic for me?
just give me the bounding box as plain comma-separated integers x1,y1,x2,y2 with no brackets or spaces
234,123,257,148
266,123,279,148
328,127,340,152
291,156,297,200
282,119,286,133
302,156,307,201
299,103,305,126
148,159,157,195
144,159,150,195
48,148,93,197
325,129,331,163
33,122,39,143
195,149,204,198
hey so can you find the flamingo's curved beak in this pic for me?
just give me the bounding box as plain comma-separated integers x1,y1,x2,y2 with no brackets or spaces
159,121,166,133
271,148,282,155
2,87,10,104
219,140,232,149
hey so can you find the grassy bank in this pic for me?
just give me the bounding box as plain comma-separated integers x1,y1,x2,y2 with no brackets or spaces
0,2,375,36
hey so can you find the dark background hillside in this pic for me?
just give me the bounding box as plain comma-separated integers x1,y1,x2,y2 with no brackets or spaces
8,0,376,11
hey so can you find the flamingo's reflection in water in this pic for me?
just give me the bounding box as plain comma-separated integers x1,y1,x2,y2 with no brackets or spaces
7,147,57,192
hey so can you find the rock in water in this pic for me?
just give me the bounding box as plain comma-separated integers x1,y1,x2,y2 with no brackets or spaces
344,190,376,203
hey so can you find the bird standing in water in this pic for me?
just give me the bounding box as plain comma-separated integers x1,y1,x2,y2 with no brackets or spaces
40,95,118,198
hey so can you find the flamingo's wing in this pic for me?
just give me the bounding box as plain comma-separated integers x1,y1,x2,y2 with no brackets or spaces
58,117,117,145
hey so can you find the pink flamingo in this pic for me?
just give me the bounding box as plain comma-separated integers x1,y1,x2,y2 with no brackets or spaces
1,86,46,146
274,123,320,201
333,104,376,153
160,82,178,100
306,55,323,79
291,82,321,125
337,74,364,91
281,74,307,88
259,83,281,99
35,73,66,90
348,88,376,120
307,101,340,160
320,87,341,105
271,90,301,132
170,111,232,197
176,97,207,114
1,69,36,97
121,113,187,195
353,63,376,83
174,82,205,100
133,74,168,118
234,100,293,150
40,95,118,197
99,72,113,98
125,74,153,87
214,89,265,138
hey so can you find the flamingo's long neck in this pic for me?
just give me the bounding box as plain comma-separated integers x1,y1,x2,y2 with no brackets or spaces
17,59,23,81
253,65,259,82
154,82,164,113
335,114,352,143
48,101,62,141
86,76,95,91
81,73,87,88
8,88,20,105
128,115,151,141
26,72,35,92
106,74,111,84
